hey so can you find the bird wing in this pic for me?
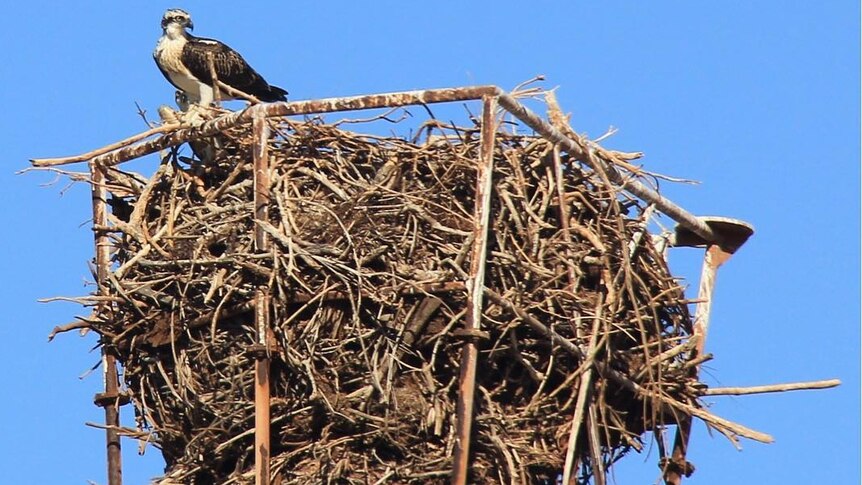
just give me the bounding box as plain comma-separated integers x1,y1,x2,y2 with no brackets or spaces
182,36,278,99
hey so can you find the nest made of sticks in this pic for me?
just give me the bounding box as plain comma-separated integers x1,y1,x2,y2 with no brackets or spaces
57,102,750,484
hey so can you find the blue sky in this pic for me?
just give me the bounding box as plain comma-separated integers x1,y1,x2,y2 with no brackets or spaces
1,1,858,483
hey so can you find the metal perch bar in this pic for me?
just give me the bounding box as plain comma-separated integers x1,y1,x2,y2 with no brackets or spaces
663,246,726,485
34,85,731,248
90,161,123,485
663,217,753,484
452,95,497,485
251,113,272,485
84,86,504,167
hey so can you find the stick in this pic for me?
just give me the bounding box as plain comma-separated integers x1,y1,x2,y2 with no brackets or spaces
562,294,604,485
48,317,94,341
702,379,840,396
31,124,183,167
207,53,222,105
217,80,262,104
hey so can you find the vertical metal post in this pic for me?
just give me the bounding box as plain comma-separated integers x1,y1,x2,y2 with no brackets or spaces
663,244,727,484
90,161,123,485
663,218,753,484
452,95,497,485
252,114,272,485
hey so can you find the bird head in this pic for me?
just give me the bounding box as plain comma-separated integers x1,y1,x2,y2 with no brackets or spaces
161,9,193,37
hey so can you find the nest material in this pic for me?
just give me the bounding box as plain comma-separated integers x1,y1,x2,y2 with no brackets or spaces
87,109,702,484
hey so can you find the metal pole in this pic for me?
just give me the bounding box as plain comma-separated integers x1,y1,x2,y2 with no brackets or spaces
452,95,497,485
84,86,504,168
663,244,726,484
252,114,272,485
663,218,753,484
90,161,123,485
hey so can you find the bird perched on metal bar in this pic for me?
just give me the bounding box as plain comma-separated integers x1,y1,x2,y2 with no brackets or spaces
153,9,288,106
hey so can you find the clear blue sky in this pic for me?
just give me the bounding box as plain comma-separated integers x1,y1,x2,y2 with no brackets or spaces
1,2,858,483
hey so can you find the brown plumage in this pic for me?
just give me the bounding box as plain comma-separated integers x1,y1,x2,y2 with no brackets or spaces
154,9,287,105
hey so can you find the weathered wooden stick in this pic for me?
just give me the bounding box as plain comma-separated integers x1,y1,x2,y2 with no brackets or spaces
31,125,183,167
562,294,604,485
672,399,773,444
47,317,94,341
206,52,222,105
586,402,606,485
217,80,262,104
703,379,840,396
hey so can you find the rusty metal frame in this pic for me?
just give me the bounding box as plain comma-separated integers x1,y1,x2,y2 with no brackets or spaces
662,217,754,484
251,113,273,485
79,85,754,485
89,161,123,485
451,95,498,484
83,87,502,167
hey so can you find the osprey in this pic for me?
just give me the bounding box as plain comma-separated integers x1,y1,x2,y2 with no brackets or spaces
153,9,288,105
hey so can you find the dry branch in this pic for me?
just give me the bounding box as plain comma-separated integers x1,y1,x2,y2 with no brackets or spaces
703,379,841,396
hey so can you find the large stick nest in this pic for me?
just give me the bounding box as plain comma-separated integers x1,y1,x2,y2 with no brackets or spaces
81,107,706,484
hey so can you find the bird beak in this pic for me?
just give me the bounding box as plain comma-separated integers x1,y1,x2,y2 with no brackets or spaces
187,20,194,31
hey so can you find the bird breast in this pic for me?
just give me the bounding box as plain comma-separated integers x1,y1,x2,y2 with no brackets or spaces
154,36,204,100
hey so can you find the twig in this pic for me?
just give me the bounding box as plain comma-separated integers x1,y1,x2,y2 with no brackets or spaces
207,53,221,105
216,80,261,104
562,293,604,484
30,124,185,167
702,379,841,396
48,317,94,341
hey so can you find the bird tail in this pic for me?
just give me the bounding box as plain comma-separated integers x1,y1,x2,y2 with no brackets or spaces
260,85,288,102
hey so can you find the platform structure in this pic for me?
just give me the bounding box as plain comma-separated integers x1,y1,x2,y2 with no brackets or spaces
35,85,822,485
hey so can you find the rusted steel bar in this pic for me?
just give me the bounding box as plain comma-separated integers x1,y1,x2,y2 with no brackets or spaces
663,243,729,484
497,94,720,245
253,114,271,252
251,114,272,485
253,293,271,485
663,218,753,484
452,95,497,485
662,245,725,484
79,86,502,167
90,161,123,485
